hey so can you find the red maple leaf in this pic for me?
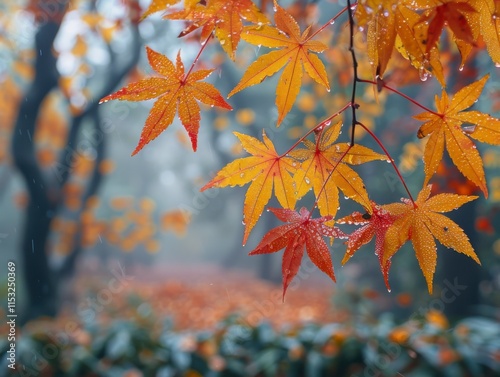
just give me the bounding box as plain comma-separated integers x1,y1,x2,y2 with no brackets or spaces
337,202,404,291
249,207,346,298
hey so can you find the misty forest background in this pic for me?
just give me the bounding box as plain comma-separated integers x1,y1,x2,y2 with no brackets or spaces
0,0,499,376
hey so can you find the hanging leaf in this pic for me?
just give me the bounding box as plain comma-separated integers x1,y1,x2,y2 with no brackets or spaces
249,207,346,298
100,47,232,153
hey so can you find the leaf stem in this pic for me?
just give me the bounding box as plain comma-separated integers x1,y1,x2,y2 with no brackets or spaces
357,78,441,116
280,102,351,158
357,122,416,206
185,34,212,79
305,2,355,42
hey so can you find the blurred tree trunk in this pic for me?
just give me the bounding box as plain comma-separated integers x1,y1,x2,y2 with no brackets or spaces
11,1,141,323
12,16,65,321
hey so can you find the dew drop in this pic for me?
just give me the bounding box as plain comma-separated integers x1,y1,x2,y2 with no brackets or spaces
419,67,428,81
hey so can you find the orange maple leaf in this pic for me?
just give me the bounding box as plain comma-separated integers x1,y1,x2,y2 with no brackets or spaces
356,0,398,79
100,47,232,154
249,207,346,298
228,0,330,125
414,74,500,196
414,0,478,54
337,201,407,291
141,0,181,20
166,0,269,59
291,121,388,219
473,0,500,65
201,131,297,244
383,185,480,293
355,1,449,84
394,5,445,85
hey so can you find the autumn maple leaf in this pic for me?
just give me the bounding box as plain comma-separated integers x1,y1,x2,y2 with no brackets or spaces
414,74,500,196
355,1,448,83
394,5,445,85
291,121,388,218
474,0,500,65
140,0,181,20
100,47,232,154
413,0,478,53
249,207,346,298
201,131,297,244
383,185,480,293
337,201,406,291
166,0,269,59
356,0,398,79
228,0,330,125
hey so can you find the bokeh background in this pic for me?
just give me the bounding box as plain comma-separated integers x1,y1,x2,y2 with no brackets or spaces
0,0,499,376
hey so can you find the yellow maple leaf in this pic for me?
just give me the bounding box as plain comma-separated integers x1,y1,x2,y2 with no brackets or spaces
291,121,388,218
474,0,500,65
394,4,445,85
228,0,330,125
383,185,480,293
414,74,500,196
201,131,297,244
356,0,399,79
141,0,180,20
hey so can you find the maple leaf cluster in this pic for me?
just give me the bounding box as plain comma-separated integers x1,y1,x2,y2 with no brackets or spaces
99,0,500,296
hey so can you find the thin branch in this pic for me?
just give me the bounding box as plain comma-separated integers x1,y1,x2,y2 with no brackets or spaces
305,2,354,42
346,0,358,146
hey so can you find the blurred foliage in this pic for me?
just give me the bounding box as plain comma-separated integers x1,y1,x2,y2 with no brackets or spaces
1,268,499,377
1,301,499,377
